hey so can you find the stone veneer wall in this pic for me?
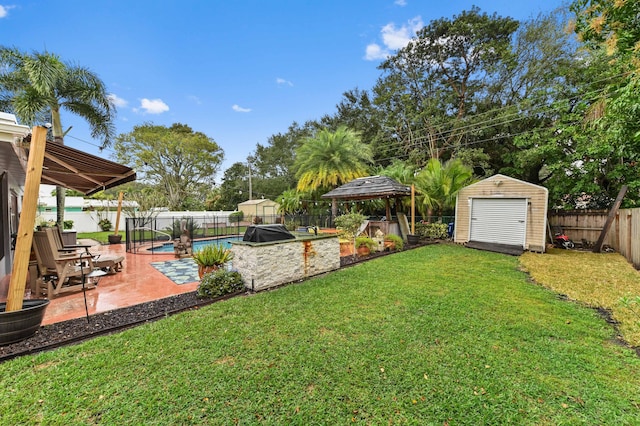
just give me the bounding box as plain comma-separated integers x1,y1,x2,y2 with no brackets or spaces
230,235,340,292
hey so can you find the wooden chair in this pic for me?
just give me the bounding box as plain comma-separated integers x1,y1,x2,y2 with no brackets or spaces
31,229,97,298
50,226,124,275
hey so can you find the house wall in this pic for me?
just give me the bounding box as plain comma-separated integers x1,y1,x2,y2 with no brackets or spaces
231,235,340,292
0,113,29,279
454,175,548,252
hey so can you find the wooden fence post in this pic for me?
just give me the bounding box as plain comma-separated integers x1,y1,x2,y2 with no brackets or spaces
593,185,627,253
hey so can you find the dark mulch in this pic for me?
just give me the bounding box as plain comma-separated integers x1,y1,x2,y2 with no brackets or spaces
0,241,431,361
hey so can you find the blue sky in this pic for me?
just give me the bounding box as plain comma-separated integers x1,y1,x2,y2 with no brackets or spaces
2,0,566,179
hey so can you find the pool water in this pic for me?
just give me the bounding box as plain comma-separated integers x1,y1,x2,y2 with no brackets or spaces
148,236,241,253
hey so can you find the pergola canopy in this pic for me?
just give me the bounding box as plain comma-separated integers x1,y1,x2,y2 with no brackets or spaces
321,175,411,201
23,135,136,195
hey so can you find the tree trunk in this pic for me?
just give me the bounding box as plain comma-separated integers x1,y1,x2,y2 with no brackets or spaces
52,108,66,228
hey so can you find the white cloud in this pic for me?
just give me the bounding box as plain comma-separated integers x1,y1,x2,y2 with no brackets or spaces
137,98,169,114
276,77,293,87
364,16,423,61
107,93,128,108
232,104,251,113
0,5,15,18
365,44,386,61
394,0,407,6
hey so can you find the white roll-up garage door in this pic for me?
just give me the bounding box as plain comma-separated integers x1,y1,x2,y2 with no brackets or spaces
469,198,527,247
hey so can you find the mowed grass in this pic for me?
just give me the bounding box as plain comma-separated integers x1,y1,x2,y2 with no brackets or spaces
1,244,639,424
520,247,640,346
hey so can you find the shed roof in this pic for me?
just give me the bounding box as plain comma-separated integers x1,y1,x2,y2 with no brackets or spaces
321,175,411,201
238,198,276,206
460,174,548,193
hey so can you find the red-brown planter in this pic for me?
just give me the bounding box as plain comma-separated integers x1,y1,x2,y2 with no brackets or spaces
198,265,220,279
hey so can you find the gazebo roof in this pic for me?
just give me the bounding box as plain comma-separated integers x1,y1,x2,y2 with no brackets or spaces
321,175,411,201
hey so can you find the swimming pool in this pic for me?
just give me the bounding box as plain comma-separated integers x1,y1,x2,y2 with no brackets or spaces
148,236,242,253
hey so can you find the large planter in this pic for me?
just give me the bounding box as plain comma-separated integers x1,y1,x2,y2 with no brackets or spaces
198,265,220,280
407,234,420,245
0,299,50,345
356,246,371,257
108,234,122,245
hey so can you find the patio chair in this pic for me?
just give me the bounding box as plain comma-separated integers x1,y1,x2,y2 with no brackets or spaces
50,227,124,275
32,230,98,298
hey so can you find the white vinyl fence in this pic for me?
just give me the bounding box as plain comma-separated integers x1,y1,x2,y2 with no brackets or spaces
36,210,236,233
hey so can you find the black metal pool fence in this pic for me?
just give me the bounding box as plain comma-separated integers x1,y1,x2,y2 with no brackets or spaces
124,214,454,253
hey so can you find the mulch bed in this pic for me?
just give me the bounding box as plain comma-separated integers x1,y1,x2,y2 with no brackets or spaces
0,241,431,361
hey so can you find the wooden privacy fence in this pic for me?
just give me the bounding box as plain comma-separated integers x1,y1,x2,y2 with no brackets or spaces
548,208,640,268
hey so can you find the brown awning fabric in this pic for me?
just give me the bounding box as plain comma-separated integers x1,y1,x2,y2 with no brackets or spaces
321,175,411,201
24,138,136,195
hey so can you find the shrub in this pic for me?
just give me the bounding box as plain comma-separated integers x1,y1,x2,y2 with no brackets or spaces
229,211,244,223
63,220,74,230
415,222,449,239
98,218,112,232
197,270,244,298
355,236,377,251
165,217,200,239
334,212,367,240
384,234,404,250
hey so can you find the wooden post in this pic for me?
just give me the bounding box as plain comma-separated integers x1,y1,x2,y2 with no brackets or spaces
113,191,124,236
385,198,391,221
593,185,627,253
6,127,47,312
411,184,415,235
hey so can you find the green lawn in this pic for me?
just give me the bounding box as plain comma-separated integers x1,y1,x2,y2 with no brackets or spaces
1,244,639,424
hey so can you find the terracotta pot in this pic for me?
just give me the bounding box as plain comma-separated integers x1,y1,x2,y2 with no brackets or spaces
356,246,371,257
198,265,219,279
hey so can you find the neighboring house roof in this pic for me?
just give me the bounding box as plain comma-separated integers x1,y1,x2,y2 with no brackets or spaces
37,197,138,209
321,175,411,201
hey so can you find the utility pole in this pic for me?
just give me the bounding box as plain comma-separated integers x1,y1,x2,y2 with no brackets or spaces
248,161,253,200
247,156,254,201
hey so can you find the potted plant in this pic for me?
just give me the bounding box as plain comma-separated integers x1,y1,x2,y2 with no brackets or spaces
335,211,367,258
192,244,234,279
384,234,404,251
355,236,376,257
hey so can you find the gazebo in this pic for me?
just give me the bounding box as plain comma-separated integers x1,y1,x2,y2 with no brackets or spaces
321,175,413,237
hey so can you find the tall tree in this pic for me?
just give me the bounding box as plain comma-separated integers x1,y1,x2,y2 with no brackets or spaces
414,158,474,217
295,126,373,216
0,47,116,226
252,121,315,199
374,7,519,165
563,0,640,207
216,162,250,210
571,0,640,67
113,123,223,210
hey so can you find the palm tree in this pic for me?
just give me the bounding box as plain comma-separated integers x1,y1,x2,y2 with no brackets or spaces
414,158,474,219
294,126,373,217
0,47,116,226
